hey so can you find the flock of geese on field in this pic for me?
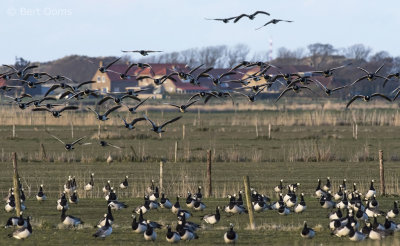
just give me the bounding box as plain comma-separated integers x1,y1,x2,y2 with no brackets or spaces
3,174,400,243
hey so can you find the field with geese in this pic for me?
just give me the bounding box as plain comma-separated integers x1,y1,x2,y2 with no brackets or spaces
1,102,400,245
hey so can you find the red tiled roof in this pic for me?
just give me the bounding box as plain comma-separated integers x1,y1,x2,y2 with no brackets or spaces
105,65,138,83
172,79,208,91
0,78,5,87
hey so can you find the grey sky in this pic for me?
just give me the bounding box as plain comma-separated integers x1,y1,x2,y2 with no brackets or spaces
2,0,400,64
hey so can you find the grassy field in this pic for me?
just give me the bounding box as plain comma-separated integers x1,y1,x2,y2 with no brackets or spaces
1,102,400,245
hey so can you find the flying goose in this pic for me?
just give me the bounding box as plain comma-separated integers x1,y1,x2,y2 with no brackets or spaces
348,64,389,87
346,93,392,108
32,105,78,118
144,115,182,133
205,16,236,23
2,64,37,79
121,50,162,56
275,85,313,102
256,19,293,30
87,105,121,121
97,94,140,105
123,96,149,114
44,80,95,97
48,134,88,151
224,223,237,244
119,115,146,130
136,72,178,86
5,93,32,103
313,63,352,77
383,71,400,87
98,57,121,73
163,99,199,113
234,11,270,23
99,140,122,149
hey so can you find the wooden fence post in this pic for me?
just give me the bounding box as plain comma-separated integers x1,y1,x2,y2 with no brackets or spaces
255,119,259,138
182,124,185,140
12,124,15,139
355,124,358,140
160,161,164,193
174,141,178,163
40,143,47,160
243,176,255,230
71,122,74,139
268,124,271,140
206,150,212,198
379,150,385,195
12,152,21,216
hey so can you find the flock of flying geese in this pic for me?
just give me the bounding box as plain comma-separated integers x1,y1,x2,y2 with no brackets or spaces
2,9,400,244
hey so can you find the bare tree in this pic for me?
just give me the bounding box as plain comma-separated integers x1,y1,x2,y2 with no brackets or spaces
307,43,336,69
345,44,372,61
224,44,250,68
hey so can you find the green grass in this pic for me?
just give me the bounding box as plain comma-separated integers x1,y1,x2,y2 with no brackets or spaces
1,109,400,245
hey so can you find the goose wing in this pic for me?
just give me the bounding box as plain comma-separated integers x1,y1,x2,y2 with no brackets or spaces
346,95,364,108
160,116,182,129
104,105,122,117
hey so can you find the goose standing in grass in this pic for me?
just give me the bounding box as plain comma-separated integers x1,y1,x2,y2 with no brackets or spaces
61,208,83,227
274,179,284,193
69,190,79,204
333,185,344,201
294,193,306,213
365,180,376,200
300,221,315,239
315,179,326,198
105,188,117,201
193,197,206,211
132,215,147,233
387,201,399,218
322,177,331,192
119,176,129,189
4,212,27,228
85,173,94,191
135,199,151,215
185,192,195,209
144,224,157,241
384,216,400,232
278,205,290,215
8,216,32,240
160,193,172,209
166,224,181,243
337,193,349,209
176,218,198,241
87,105,121,121
149,187,159,201
97,206,114,228
348,222,366,241
36,184,46,201
103,180,111,193
202,207,220,225
329,208,343,221
93,217,112,239
332,221,352,237
172,196,181,214
320,192,335,209
224,223,237,244
57,192,69,211
107,200,128,210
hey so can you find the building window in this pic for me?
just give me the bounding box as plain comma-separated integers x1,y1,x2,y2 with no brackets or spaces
102,87,108,93
114,87,120,92
102,76,106,83
97,76,101,82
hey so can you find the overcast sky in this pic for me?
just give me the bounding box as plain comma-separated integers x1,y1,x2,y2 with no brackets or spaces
2,0,400,64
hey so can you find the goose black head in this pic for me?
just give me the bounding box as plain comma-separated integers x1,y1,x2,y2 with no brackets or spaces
364,96,371,101
367,74,374,80
222,19,229,23
100,141,107,146
52,111,60,117
65,144,73,150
